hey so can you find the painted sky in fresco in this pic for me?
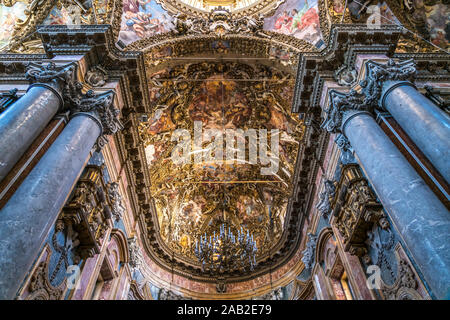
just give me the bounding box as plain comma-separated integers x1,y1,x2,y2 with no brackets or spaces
264,0,325,49
0,2,27,50
119,0,174,46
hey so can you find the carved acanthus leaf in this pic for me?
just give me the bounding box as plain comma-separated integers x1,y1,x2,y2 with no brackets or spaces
321,89,368,133
71,90,123,150
361,59,417,107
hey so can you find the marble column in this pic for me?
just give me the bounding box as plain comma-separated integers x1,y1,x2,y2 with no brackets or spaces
0,62,78,182
0,90,121,300
363,59,450,183
322,89,450,300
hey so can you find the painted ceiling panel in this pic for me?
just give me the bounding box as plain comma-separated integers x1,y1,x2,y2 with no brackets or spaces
138,61,305,261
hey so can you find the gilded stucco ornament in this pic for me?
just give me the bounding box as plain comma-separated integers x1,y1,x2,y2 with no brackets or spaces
27,259,64,300
171,7,269,37
4,0,55,53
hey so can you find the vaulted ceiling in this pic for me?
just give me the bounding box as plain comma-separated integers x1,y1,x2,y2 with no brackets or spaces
1,0,447,295
138,60,305,263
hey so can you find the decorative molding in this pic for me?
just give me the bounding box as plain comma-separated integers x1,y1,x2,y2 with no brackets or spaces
331,164,389,257
61,165,114,258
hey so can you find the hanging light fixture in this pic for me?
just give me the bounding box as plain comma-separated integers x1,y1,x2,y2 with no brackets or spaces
194,223,257,274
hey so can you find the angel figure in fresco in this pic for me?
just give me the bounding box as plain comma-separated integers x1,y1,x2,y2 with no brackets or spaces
290,1,320,35
274,10,293,34
125,10,152,38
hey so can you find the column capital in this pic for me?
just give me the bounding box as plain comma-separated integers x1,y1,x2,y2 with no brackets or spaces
321,89,372,134
361,59,417,108
25,62,79,111
71,90,123,150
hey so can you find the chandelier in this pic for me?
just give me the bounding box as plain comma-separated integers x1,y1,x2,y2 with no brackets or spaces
194,224,257,274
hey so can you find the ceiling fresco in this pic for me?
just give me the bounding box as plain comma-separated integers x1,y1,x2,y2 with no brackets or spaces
180,0,262,12
119,0,175,46
138,61,305,261
117,0,328,49
0,1,27,51
43,0,95,25
263,0,325,49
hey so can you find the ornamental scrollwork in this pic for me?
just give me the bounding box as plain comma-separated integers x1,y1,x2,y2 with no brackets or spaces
321,88,369,133
171,7,269,37
71,89,123,151
62,165,115,258
25,62,79,98
27,259,64,300
5,0,55,53
361,58,417,107
331,164,389,257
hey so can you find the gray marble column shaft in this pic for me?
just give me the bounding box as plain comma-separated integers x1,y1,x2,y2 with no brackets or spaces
0,83,63,182
381,81,450,183
342,110,450,300
0,113,101,299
